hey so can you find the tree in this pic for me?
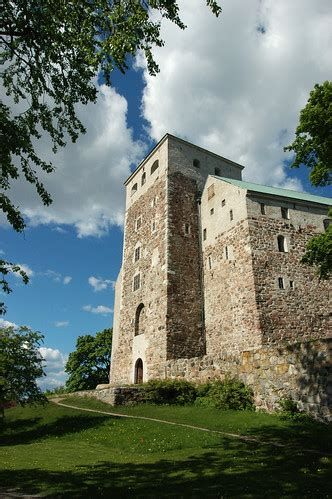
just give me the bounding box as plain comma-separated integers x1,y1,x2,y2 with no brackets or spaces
284,81,332,186
285,81,332,279
0,1,222,314
65,328,113,391
0,326,47,420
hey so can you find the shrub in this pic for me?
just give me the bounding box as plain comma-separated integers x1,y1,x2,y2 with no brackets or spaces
142,379,197,405
278,397,314,422
196,378,255,411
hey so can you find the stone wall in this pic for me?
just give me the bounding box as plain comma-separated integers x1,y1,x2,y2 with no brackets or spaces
161,338,331,421
166,172,205,359
70,386,145,406
248,215,331,344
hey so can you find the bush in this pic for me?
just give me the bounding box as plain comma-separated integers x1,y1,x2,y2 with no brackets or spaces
278,397,314,422
196,378,255,411
142,379,197,405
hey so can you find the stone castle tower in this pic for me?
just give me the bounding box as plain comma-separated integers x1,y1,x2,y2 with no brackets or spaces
110,134,331,418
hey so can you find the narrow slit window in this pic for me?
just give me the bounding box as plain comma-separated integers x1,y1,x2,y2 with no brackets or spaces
277,235,287,252
133,274,141,291
210,208,214,215
208,256,212,269
260,203,266,215
184,223,190,235
151,160,159,175
225,246,229,260
289,280,294,289
203,228,207,241
230,209,233,221
134,247,140,262
136,216,142,231
278,277,284,289
141,172,146,186
281,207,289,219
152,220,156,233
221,199,226,207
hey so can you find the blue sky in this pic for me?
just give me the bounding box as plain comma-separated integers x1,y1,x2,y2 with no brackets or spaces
1,0,331,389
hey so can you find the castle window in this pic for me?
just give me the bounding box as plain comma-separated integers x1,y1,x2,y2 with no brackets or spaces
277,235,287,252
281,207,289,219
134,246,140,262
151,220,157,233
203,228,207,241
289,280,294,289
225,246,229,260
208,184,215,200
131,183,138,196
184,223,190,235
215,167,221,176
152,196,157,207
133,273,141,291
136,216,142,231
278,277,284,289
208,256,212,269
221,199,226,207
230,209,233,221
193,158,200,168
134,358,143,384
210,208,214,215
134,303,145,336
260,203,266,215
151,160,159,175
141,172,146,186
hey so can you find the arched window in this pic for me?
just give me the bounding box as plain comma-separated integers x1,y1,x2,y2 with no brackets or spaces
134,358,143,384
277,235,287,252
151,160,159,175
193,158,200,168
135,303,145,336
131,183,138,196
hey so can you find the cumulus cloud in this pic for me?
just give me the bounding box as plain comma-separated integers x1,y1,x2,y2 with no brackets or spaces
83,304,113,315
137,0,332,189
54,321,69,328
88,276,115,292
0,318,18,329
41,270,72,285
7,85,145,237
63,276,72,285
38,346,68,390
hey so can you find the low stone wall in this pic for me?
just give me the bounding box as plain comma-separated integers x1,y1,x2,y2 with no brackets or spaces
71,386,144,406
161,338,331,421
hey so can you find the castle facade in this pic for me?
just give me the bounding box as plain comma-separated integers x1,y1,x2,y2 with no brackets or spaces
110,134,331,418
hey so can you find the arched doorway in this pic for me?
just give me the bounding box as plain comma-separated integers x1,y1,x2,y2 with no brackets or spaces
134,358,143,384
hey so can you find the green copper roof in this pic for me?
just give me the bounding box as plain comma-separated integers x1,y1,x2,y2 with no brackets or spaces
213,176,331,206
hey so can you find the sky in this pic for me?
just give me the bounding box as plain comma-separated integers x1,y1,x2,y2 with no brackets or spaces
1,0,331,390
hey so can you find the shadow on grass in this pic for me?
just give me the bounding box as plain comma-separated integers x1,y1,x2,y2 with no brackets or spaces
1,435,331,498
0,414,114,447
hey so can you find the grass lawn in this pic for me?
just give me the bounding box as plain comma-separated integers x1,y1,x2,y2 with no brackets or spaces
0,397,331,498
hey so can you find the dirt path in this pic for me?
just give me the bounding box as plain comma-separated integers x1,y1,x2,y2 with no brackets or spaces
51,397,331,457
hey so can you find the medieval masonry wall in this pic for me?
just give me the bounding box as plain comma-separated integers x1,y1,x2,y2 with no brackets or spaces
110,134,331,420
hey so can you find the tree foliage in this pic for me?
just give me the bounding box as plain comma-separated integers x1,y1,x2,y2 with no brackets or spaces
0,326,47,418
285,81,332,279
65,328,113,391
284,81,332,187
0,1,221,312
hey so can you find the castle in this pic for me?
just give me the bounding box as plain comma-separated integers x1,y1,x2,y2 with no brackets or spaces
110,134,331,419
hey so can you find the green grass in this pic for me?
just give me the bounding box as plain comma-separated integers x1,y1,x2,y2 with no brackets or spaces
0,398,331,498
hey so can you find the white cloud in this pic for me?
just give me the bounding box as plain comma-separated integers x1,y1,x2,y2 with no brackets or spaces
6,85,145,237
83,304,113,315
41,270,72,285
15,263,34,278
88,276,114,292
54,320,69,328
0,318,18,329
38,346,68,390
63,276,72,285
52,226,67,234
137,0,332,189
